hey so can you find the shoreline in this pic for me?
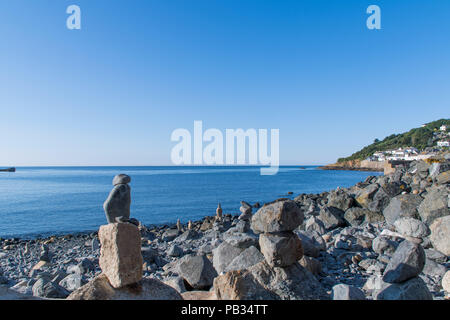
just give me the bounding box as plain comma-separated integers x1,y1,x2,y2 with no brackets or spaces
1,156,448,300
0,167,383,241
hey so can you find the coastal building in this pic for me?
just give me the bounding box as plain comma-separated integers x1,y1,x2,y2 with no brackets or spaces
437,140,450,147
366,147,429,162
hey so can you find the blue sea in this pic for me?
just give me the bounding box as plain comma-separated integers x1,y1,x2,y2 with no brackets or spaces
0,166,381,239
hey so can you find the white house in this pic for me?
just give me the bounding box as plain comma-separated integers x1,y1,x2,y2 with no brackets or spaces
437,140,450,147
440,125,447,131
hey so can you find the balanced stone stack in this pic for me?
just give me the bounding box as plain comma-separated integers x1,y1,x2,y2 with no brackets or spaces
239,201,253,221
68,174,182,300
251,199,304,268
99,174,143,288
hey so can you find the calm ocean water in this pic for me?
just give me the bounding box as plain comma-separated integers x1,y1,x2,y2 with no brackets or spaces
0,166,381,238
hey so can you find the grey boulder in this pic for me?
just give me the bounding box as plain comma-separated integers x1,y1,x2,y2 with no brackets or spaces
382,240,426,283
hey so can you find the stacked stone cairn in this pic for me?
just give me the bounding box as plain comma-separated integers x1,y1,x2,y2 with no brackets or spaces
67,174,182,300
251,199,304,267
216,203,223,222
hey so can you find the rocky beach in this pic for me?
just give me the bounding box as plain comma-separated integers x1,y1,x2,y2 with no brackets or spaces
0,155,449,300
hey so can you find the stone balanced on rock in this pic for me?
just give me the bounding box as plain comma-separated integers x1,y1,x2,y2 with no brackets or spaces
103,174,137,225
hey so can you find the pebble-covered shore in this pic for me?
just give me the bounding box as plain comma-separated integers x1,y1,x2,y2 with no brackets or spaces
0,155,449,300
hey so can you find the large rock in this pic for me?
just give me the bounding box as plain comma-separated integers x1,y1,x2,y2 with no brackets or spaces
103,182,131,224
436,171,450,185
67,274,183,300
59,274,86,292
318,206,346,230
394,217,430,238
383,194,423,225
299,256,322,275
212,242,245,274
251,200,304,233
225,246,264,272
344,207,384,226
372,236,398,256
332,284,365,300
355,183,379,208
32,278,70,299
0,286,40,300
373,277,432,300
259,232,303,267
213,261,329,300
442,270,450,293
429,215,450,256
327,189,354,211
382,240,425,283
295,230,325,258
98,223,143,288
418,185,449,225
175,255,217,290
222,232,258,249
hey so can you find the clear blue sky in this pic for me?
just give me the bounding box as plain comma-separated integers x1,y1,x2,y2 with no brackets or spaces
0,0,449,166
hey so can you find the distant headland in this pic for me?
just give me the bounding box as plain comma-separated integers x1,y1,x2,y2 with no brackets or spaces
0,167,16,172
319,119,450,174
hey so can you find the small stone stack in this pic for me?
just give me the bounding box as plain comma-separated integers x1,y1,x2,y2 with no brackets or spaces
99,174,143,289
238,201,252,221
251,199,304,267
216,203,223,222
